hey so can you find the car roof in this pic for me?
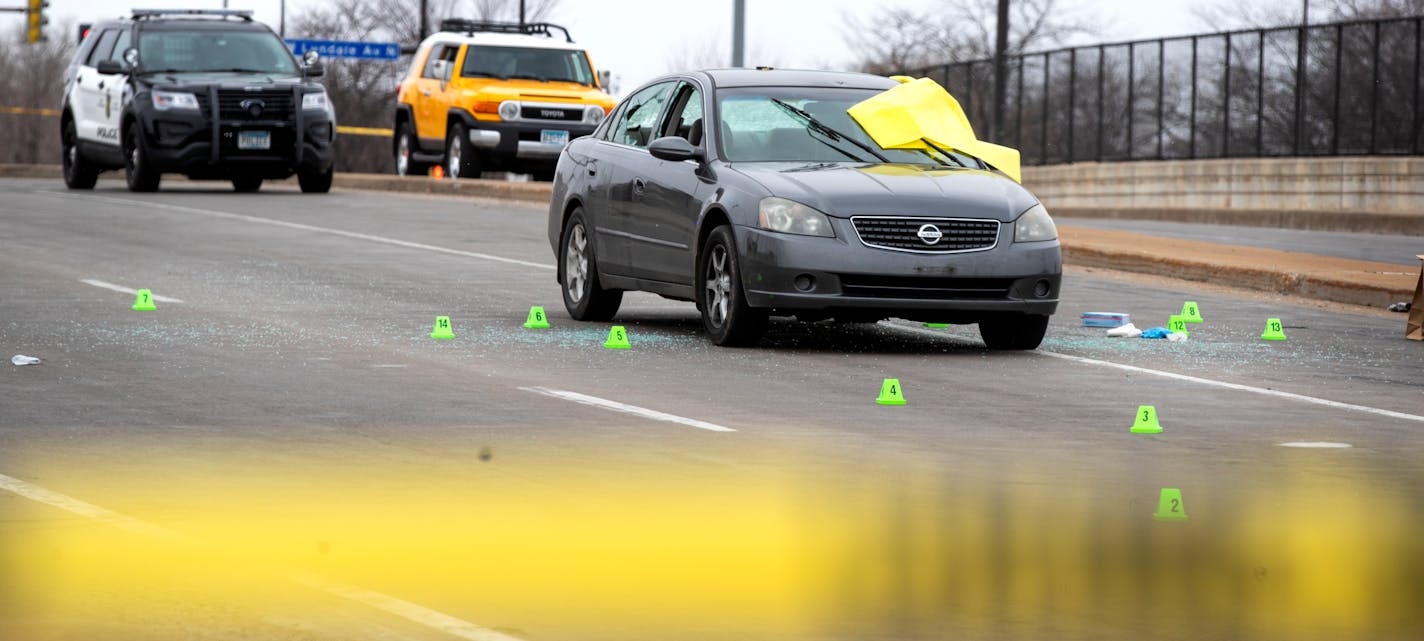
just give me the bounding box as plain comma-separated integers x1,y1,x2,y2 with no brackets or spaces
697,68,900,90
88,18,271,32
426,31,586,52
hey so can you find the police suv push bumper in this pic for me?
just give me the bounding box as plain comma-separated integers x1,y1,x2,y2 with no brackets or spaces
137,84,334,177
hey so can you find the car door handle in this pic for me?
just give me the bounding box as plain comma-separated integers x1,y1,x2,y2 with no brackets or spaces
98,80,105,89
632,178,646,195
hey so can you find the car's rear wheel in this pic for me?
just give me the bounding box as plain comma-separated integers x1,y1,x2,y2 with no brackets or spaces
978,313,1049,350
62,118,99,190
298,165,333,193
698,225,767,347
394,122,428,176
560,208,622,321
231,175,263,192
446,123,481,180
123,123,160,193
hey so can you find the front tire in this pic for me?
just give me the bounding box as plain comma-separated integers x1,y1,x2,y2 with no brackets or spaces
231,175,263,192
698,225,767,347
978,314,1050,350
560,208,622,321
123,123,160,193
298,165,333,193
445,123,481,180
62,118,99,190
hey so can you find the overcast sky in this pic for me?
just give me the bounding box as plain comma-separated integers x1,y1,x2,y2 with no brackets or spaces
38,0,1272,94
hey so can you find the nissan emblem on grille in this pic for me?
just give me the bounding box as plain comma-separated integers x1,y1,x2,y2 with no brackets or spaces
240,99,265,118
917,224,943,245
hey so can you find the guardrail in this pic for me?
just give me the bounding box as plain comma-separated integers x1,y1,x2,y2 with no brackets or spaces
907,15,1424,166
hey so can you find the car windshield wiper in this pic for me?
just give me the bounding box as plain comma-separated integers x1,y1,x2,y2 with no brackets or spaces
136,68,187,75
207,68,274,74
508,73,546,82
464,71,509,80
917,138,972,169
770,98,889,163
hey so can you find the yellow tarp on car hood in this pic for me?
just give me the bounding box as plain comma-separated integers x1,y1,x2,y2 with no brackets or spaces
847,77,1022,183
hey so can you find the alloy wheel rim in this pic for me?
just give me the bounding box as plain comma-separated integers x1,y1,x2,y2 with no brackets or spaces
448,138,460,178
565,224,588,302
704,245,731,328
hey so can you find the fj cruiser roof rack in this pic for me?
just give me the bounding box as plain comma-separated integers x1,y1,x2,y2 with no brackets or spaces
131,9,254,21
438,19,573,43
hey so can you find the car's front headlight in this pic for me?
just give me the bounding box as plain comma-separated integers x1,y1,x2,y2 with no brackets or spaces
1013,203,1057,242
583,105,606,124
301,91,328,111
758,197,834,238
498,101,520,120
152,90,199,111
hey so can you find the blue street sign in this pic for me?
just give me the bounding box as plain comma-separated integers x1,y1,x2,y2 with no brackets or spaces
286,39,400,61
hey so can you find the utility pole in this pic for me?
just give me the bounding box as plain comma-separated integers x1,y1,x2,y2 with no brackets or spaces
991,0,1009,142
419,0,428,39
1294,0,1308,153
280,0,285,37
731,0,745,67
519,0,525,27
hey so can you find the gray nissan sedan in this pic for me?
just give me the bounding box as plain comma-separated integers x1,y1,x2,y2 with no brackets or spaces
546,69,1061,348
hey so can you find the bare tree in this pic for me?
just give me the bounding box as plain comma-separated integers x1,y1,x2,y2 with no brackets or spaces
0,22,78,164
844,0,1095,75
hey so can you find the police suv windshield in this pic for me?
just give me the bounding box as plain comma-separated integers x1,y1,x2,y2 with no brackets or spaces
137,30,298,75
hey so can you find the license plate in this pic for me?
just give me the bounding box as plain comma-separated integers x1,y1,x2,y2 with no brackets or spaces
540,129,569,146
237,131,271,150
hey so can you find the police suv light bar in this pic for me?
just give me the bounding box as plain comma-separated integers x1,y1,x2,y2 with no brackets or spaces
131,9,253,20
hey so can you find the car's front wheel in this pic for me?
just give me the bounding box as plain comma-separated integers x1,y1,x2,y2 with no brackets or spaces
62,118,99,190
698,225,767,347
978,313,1049,350
231,175,263,192
560,208,622,321
123,123,160,192
298,165,333,193
445,123,481,180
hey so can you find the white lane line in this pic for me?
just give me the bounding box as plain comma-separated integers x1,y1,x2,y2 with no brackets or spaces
0,472,526,641
520,386,736,432
291,575,526,641
1279,441,1353,448
43,191,554,271
889,322,1424,424
80,278,185,303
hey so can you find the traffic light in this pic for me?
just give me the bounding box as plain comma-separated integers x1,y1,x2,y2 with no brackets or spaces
25,0,49,43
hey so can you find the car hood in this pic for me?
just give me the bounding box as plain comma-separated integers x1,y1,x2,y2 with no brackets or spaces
140,72,306,90
729,162,1040,222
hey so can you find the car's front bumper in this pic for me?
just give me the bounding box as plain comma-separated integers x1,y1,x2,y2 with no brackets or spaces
139,108,335,179
734,222,1061,321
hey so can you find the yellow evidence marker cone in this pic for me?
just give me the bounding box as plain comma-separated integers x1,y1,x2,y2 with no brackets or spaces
131,288,157,311
523,306,550,329
1180,301,1204,323
1153,488,1188,521
876,378,907,405
430,315,455,339
604,325,631,349
1131,405,1163,434
1261,318,1287,341
1168,315,1190,337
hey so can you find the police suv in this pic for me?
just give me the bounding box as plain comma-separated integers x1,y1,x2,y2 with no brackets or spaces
61,9,336,193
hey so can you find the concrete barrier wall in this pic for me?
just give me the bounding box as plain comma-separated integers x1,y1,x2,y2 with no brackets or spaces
1023,157,1424,215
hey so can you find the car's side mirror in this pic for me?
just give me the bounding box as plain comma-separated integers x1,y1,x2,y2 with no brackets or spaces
648,136,703,162
95,60,125,75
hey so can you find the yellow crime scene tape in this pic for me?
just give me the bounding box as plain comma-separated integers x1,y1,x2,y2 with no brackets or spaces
1,105,392,137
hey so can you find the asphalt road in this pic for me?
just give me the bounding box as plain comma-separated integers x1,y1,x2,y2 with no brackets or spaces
1060,217,1423,265
2,178,1421,641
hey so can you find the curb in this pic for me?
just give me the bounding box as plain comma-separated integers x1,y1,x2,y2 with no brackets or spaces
1053,206,1424,236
